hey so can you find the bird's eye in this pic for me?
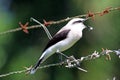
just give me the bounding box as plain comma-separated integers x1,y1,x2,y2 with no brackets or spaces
72,20,82,24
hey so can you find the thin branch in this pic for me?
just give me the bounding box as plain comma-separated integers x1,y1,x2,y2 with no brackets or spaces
0,7,120,35
0,48,120,78
30,17,53,40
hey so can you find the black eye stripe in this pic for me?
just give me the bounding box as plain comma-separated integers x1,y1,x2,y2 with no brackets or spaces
72,20,82,24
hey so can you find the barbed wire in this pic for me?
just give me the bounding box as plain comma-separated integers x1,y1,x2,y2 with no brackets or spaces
0,48,120,78
0,7,120,35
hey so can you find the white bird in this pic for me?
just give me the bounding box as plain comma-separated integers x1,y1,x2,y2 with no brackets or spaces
30,18,89,74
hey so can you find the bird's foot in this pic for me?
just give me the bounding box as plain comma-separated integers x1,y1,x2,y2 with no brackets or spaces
65,56,87,72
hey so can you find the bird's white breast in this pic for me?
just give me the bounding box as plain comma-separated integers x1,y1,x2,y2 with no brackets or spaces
43,23,86,57
55,26,83,52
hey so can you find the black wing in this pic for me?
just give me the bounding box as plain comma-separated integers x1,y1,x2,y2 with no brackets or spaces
43,29,71,52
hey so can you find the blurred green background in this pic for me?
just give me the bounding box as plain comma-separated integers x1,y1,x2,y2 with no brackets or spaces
0,0,120,80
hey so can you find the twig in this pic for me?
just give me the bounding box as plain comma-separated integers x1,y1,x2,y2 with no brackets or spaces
0,48,120,78
0,7,120,35
30,17,53,40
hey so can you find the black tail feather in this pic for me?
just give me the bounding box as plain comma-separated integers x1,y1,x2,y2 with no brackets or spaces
34,58,43,69
30,58,43,74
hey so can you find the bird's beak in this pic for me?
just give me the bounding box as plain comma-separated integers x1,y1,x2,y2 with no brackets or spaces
83,18,93,31
87,26,93,31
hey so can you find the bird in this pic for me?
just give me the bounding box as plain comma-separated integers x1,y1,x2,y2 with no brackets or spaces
30,18,89,74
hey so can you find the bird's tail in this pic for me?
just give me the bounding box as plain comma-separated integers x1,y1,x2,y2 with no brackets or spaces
30,58,43,74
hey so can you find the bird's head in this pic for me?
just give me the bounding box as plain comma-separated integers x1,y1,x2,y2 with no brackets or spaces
67,18,87,25
66,18,93,30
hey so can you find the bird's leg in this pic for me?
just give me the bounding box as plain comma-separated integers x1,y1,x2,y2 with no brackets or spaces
58,53,63,62
56,50,69,59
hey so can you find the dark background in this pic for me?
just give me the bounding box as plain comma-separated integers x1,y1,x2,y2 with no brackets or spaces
0,0,120,80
